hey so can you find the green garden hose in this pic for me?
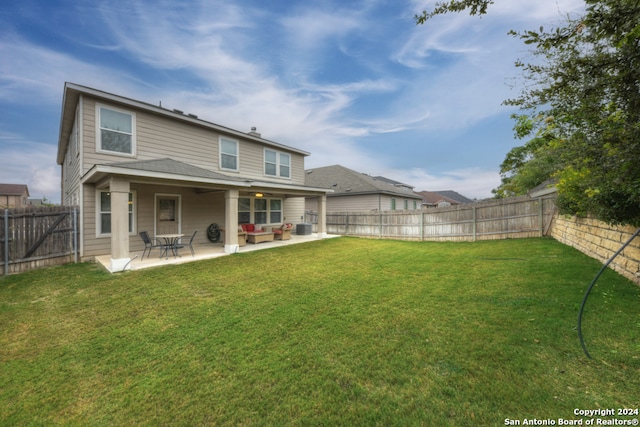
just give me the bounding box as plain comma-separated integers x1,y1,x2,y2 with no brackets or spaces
207,223,221,243
577,227,640,359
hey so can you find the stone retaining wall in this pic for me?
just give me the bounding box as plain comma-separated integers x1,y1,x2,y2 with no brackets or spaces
550,215,640,284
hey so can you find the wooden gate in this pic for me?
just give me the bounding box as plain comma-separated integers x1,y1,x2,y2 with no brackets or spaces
1,206,78,275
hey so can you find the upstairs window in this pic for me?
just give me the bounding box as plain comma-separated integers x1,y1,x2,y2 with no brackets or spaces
264,149,290,178
220,137,239,171
98,106,135,156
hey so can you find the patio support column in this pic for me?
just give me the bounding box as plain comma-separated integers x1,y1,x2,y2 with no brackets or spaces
109,177,131,272
317,194,327,238
224,189,239,254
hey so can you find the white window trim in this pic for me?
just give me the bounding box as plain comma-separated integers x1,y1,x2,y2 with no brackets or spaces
264,148,291,179
239,196,284,225
95,103,136,158
269,198,283,224
219,136,239,172
96,189,137,237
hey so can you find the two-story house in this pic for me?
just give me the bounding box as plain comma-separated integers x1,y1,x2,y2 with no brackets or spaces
57,83,330,272
304,165,422,212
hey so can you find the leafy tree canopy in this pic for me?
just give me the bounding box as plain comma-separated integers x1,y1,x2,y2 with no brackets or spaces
416,0,640,226
415,0,494,23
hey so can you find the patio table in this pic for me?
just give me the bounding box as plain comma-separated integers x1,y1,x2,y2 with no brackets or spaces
156,233,184,258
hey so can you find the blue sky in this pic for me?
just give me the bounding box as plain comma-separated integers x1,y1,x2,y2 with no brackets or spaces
0,0,585,203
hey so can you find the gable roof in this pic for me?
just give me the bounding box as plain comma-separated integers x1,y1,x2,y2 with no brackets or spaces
372,176,414,190
431,190,475,204
305,165,422,199
82,158,254,188
82,158,332,196
57,82,310,165
105,158,236,181
416,191,457,205
0,184,29,197
416,190,474,205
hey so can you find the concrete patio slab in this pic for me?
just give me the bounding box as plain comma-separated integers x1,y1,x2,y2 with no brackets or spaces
96,233,339,273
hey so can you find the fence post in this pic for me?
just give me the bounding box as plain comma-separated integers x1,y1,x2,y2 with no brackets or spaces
345,214,350,236
473,206,477,242
420,211,424,241
538,198,544,237
4,209,8,276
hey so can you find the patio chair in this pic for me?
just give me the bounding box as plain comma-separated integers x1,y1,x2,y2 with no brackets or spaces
176,230,197,257
139,231,164,260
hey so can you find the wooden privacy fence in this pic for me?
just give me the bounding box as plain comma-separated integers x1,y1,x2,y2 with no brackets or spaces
1,206,79,275
306,195,557,241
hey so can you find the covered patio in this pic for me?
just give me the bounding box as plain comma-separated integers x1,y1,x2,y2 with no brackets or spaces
96,232,339,272
81,159,332,272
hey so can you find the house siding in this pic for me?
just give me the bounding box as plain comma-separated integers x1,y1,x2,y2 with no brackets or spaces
0,193,29,209
81,182,228,259
62,105,82,206
284,197,305,225
306,194,419,213
80,97,306,185
81,184,100,258
80,185,307,259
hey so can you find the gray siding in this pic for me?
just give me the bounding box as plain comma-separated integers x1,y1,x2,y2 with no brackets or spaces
80,97,306,185
61,105,82,206
81,182,227,259
306,194,419,213
284,197,306,224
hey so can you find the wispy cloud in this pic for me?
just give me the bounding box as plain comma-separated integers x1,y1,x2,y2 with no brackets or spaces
0,132,58,199
0,0,585,201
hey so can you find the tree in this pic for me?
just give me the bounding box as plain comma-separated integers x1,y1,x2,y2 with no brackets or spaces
492,115,559,198
416,0,640,226
415,0,494,23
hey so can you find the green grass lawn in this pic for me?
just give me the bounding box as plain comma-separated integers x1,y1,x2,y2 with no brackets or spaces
1,237,639,426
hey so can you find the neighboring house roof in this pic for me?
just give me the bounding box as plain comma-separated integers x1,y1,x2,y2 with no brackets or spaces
305,165,422,199
416,190,474,206
416,191,457,206
528,179,557,198
57,82,310,165
431,190,475,204
372,176,414,191
0,184,29,197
